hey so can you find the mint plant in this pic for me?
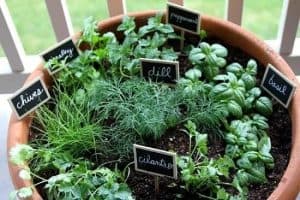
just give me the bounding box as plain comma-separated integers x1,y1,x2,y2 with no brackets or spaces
106,14,178,77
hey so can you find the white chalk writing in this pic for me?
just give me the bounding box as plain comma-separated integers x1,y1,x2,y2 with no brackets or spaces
138,154,173,170
170,13,197,25
16,88,44,109
268,74,287,95
148,66,172,79
53,48,74,60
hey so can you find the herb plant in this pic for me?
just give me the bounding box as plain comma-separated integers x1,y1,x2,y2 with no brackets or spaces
33,87,102,158
9,144,133,200
189,42,228,81
9,13,277,200
106,13,178,77
178,121,237,199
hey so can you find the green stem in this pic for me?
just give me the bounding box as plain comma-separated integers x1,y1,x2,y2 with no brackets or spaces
31,172,47,182
34,179,49,186
197,193,217,200
123,161,134,182
219,181,233,187
99,159,121,168
119,66,132,78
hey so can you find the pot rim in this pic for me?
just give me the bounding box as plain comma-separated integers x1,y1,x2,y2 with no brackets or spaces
7,10,300,200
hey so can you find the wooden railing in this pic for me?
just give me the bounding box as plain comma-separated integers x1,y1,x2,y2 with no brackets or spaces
0,0,299,93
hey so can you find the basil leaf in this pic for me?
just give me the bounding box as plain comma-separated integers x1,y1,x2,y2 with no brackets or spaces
237,156,252,170
255,96,273,117
226,63,243,77
258,137,271,154
211,43,228,57
246,59,257,75
228,100,243,118
241,73,256,90
185,68,202,81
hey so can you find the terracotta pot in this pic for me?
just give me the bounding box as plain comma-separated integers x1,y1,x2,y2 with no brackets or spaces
7,10,300,200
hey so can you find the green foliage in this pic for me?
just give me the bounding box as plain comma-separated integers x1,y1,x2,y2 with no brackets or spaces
178,74,227,137
9,144,133,200
55,51,101,90
224,115,274,193
9,187,33,200
78,17,101,49
255,96,273,117
189,42,228,80
184,68,202,81
29,147,78,175
11,14,278,200
9,144,34,166
178,121,236,199
89,78,181,140
106,14,178,77
182,93,227,137
50,18,116,91
212,72,246,107
227,59,257,91
45,165,133,200
34,87,102,158
183,120,208,155
177,69,212,96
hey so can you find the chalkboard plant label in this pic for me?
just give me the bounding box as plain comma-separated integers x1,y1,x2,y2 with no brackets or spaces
133,144,177,179
140,58,179,84
166,3,201,34
8,77,51,120
261,64,296,108
41,38,79,75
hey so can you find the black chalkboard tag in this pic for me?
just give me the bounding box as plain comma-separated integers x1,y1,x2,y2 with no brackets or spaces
133,144,177,179
261,64,297,108
41,38,79,75
140,58,179,84
166,3,201,34
8,77,51,120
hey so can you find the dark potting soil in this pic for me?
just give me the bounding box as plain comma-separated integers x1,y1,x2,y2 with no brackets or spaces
30,34,291,200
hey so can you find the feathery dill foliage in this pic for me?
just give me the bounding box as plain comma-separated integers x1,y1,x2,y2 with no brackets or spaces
88,78,182,140
176,80,228,137
32,87,102,158
88,77,226,141
185,95,227,137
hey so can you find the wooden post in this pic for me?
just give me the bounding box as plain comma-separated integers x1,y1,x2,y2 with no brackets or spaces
0,0,25,72
106,0,126,17
154,176,160,195
278,0,300,55
180,30,185,51
168,0,184,6
226,0,244,25
45,0,73,42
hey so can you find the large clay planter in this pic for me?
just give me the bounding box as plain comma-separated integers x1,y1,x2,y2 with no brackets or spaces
7,10,300,200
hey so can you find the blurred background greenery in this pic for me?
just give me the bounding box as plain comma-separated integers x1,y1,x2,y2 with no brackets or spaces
0,0,299,57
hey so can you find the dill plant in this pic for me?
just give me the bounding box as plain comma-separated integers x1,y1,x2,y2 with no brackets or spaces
88,78,182,140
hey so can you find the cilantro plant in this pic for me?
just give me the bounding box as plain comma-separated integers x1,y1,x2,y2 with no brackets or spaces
178,121,237,199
